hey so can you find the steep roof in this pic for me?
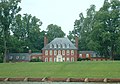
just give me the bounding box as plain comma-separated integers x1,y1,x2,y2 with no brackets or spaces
42,38,77,50
6,53,42,61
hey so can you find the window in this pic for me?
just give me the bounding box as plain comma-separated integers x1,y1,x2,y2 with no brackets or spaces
16,56,19,59
67,50,70,55
45,50,48,55
62,50,65,55
54,58,56,62
58,44,61,48
50,50,52,55
79,54,82,58
92,53,96,57
71,50,74,55
67,57,70,61
39,56,41,59
58,50,61,55
32,57,36,59
63,57,65,62
62,44,65,48
50,44,52,48
54,44,57,48
9,56,13,60
54,50,57,55
22,56,25,60
49,58,52,62
45,58,48,62
86,54,89,58
71,57,74,62
67,44,70,48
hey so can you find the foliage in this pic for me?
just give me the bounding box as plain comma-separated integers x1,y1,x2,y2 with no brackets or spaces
68,0,120,60
11,14,43,53
46,24,65,42
91,0,120,59
0,0,21,62
0,53,3,63
30,58,42,62
77,58,90,61
0,61,120,78
68,5,96,51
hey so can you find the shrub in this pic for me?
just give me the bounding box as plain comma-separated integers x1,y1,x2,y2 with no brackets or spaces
30,57,42,62
77,58,90,61
0,53,3,63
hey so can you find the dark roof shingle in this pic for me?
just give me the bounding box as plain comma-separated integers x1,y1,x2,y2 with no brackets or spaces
42,38,77,50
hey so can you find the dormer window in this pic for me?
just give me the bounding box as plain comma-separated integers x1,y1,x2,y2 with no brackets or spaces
9,56,13,60
22,56,25,60
62,44,65,48
50,44,52,48
67,44,70,48
58,44,61,48
54,44,57,48
16,56,19,59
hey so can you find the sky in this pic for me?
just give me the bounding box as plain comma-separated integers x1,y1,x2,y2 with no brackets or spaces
19,0,105,35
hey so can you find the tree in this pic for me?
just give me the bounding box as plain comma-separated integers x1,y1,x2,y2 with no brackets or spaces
0,0,21,62
46,24,65,42
91,0,120,59
11,14,43,52
68,5,96,51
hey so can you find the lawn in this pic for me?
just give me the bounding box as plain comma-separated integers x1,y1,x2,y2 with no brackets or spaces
0,61,120,78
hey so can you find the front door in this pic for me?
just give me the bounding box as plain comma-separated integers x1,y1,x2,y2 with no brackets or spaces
56,54,63,62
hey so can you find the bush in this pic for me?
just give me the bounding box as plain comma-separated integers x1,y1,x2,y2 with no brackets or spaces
77,58,90,61
30,57,42,62
0,53,3,63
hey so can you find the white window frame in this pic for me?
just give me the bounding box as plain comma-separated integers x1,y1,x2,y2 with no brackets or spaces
58,50,61,55
45,50,48,55
67,57,70,61
49,57,52,62
54,44,57,48
54,58,56,62
50,50,52,56
86,54,89,58
54,50,57,55
71,57,74,62
50,44,52,48
58,44,61,48
71,50,74,55
32,57,36,59
67,44,70,48
63,57,65,62
22,56,25,60
16,56,19,59
62,50,65,55
67,50,70,55
39,56,41,59
9,56,13,60
79,54,82,58
62,44,65,48
45,57,48,62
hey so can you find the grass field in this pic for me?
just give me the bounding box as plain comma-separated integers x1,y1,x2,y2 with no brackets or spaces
0,61,120,78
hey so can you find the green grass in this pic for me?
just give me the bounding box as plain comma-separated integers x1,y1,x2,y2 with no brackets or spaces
0,61,120,78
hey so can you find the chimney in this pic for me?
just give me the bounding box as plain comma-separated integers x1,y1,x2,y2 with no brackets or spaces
44,35,48,47
75,36,78,49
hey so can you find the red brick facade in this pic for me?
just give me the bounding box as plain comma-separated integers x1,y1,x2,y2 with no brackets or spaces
42,50,77,62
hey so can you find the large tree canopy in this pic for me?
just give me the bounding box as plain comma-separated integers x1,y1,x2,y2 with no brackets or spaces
0,0,21,62
91,0,120,59
68,0,120,59
46,24,65,42
11,14,43,52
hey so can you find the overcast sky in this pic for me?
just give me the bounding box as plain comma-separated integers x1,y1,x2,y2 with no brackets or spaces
19,0,105,35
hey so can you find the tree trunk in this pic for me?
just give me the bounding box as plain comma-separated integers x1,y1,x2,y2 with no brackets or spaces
3,30,7,63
